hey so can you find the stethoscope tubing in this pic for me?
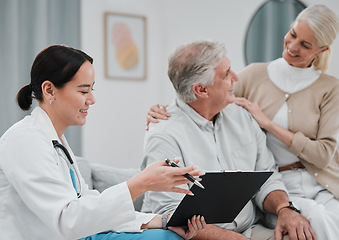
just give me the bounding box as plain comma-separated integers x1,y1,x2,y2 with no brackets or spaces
52,140,81,198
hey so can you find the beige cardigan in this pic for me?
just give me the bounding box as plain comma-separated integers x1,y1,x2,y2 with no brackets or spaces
235,62,339,199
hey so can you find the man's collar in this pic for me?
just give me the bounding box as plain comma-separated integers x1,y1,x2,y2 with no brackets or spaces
176,98,222,131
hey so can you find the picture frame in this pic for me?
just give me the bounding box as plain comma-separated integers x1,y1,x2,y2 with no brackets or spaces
104,12,147,80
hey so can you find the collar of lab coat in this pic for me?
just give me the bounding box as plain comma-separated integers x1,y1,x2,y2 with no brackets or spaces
30,107,68,149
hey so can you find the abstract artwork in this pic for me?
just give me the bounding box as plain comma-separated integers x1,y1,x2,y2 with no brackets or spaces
104,12,147,80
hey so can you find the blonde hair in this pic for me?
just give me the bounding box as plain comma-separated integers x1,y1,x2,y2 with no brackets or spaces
296,4,339,72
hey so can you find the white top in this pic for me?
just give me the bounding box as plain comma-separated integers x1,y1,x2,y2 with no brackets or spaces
266,58,321,166
0,107,155,240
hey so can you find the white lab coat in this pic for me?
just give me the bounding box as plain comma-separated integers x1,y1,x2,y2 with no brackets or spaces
0,107,155,240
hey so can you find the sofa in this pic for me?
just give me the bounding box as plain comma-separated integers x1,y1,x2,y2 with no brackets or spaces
76,156,144,211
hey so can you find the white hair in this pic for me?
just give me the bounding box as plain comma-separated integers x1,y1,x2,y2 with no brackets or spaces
296,4,339,71
168,41,227,102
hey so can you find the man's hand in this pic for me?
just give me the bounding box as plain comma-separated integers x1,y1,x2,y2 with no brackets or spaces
274,208,317,240
263,191,317,240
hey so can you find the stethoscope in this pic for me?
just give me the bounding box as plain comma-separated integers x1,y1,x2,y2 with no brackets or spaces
52,140,82,198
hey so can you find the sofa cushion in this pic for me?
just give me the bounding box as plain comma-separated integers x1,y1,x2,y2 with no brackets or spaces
75,156,144,211
91,163,144,211
90,163,140,192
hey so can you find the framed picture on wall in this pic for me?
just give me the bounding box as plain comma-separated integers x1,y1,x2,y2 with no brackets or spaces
104,12,147,80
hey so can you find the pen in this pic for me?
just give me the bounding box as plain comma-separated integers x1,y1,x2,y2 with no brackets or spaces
165,159,205,189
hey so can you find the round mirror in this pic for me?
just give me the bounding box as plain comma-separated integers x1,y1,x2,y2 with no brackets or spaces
244,0,306,65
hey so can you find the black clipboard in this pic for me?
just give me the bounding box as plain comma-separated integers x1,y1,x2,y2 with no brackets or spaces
167,171,273,227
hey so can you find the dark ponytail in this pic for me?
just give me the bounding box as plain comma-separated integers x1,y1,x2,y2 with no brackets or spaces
16,45,93,111
16,84,34,111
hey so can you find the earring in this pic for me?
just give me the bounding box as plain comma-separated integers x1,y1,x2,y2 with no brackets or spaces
49,99,52,105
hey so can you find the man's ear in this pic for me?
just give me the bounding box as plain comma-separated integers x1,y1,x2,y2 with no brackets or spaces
192,83,208,99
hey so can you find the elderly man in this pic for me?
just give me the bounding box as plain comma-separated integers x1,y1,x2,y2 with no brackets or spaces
141,41,315,240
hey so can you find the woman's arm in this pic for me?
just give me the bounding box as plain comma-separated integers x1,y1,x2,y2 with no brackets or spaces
235,64,339,169
127,159,203,201
234,98,294,147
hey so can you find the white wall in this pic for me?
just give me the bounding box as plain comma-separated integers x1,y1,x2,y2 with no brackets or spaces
81,0,339,168
81,0,166,168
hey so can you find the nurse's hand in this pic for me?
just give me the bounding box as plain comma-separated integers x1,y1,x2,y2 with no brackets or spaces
169,215,207,239
127,159,204,201
145,104,170,130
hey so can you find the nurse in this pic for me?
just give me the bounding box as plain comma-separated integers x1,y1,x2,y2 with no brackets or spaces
0,45,205,240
